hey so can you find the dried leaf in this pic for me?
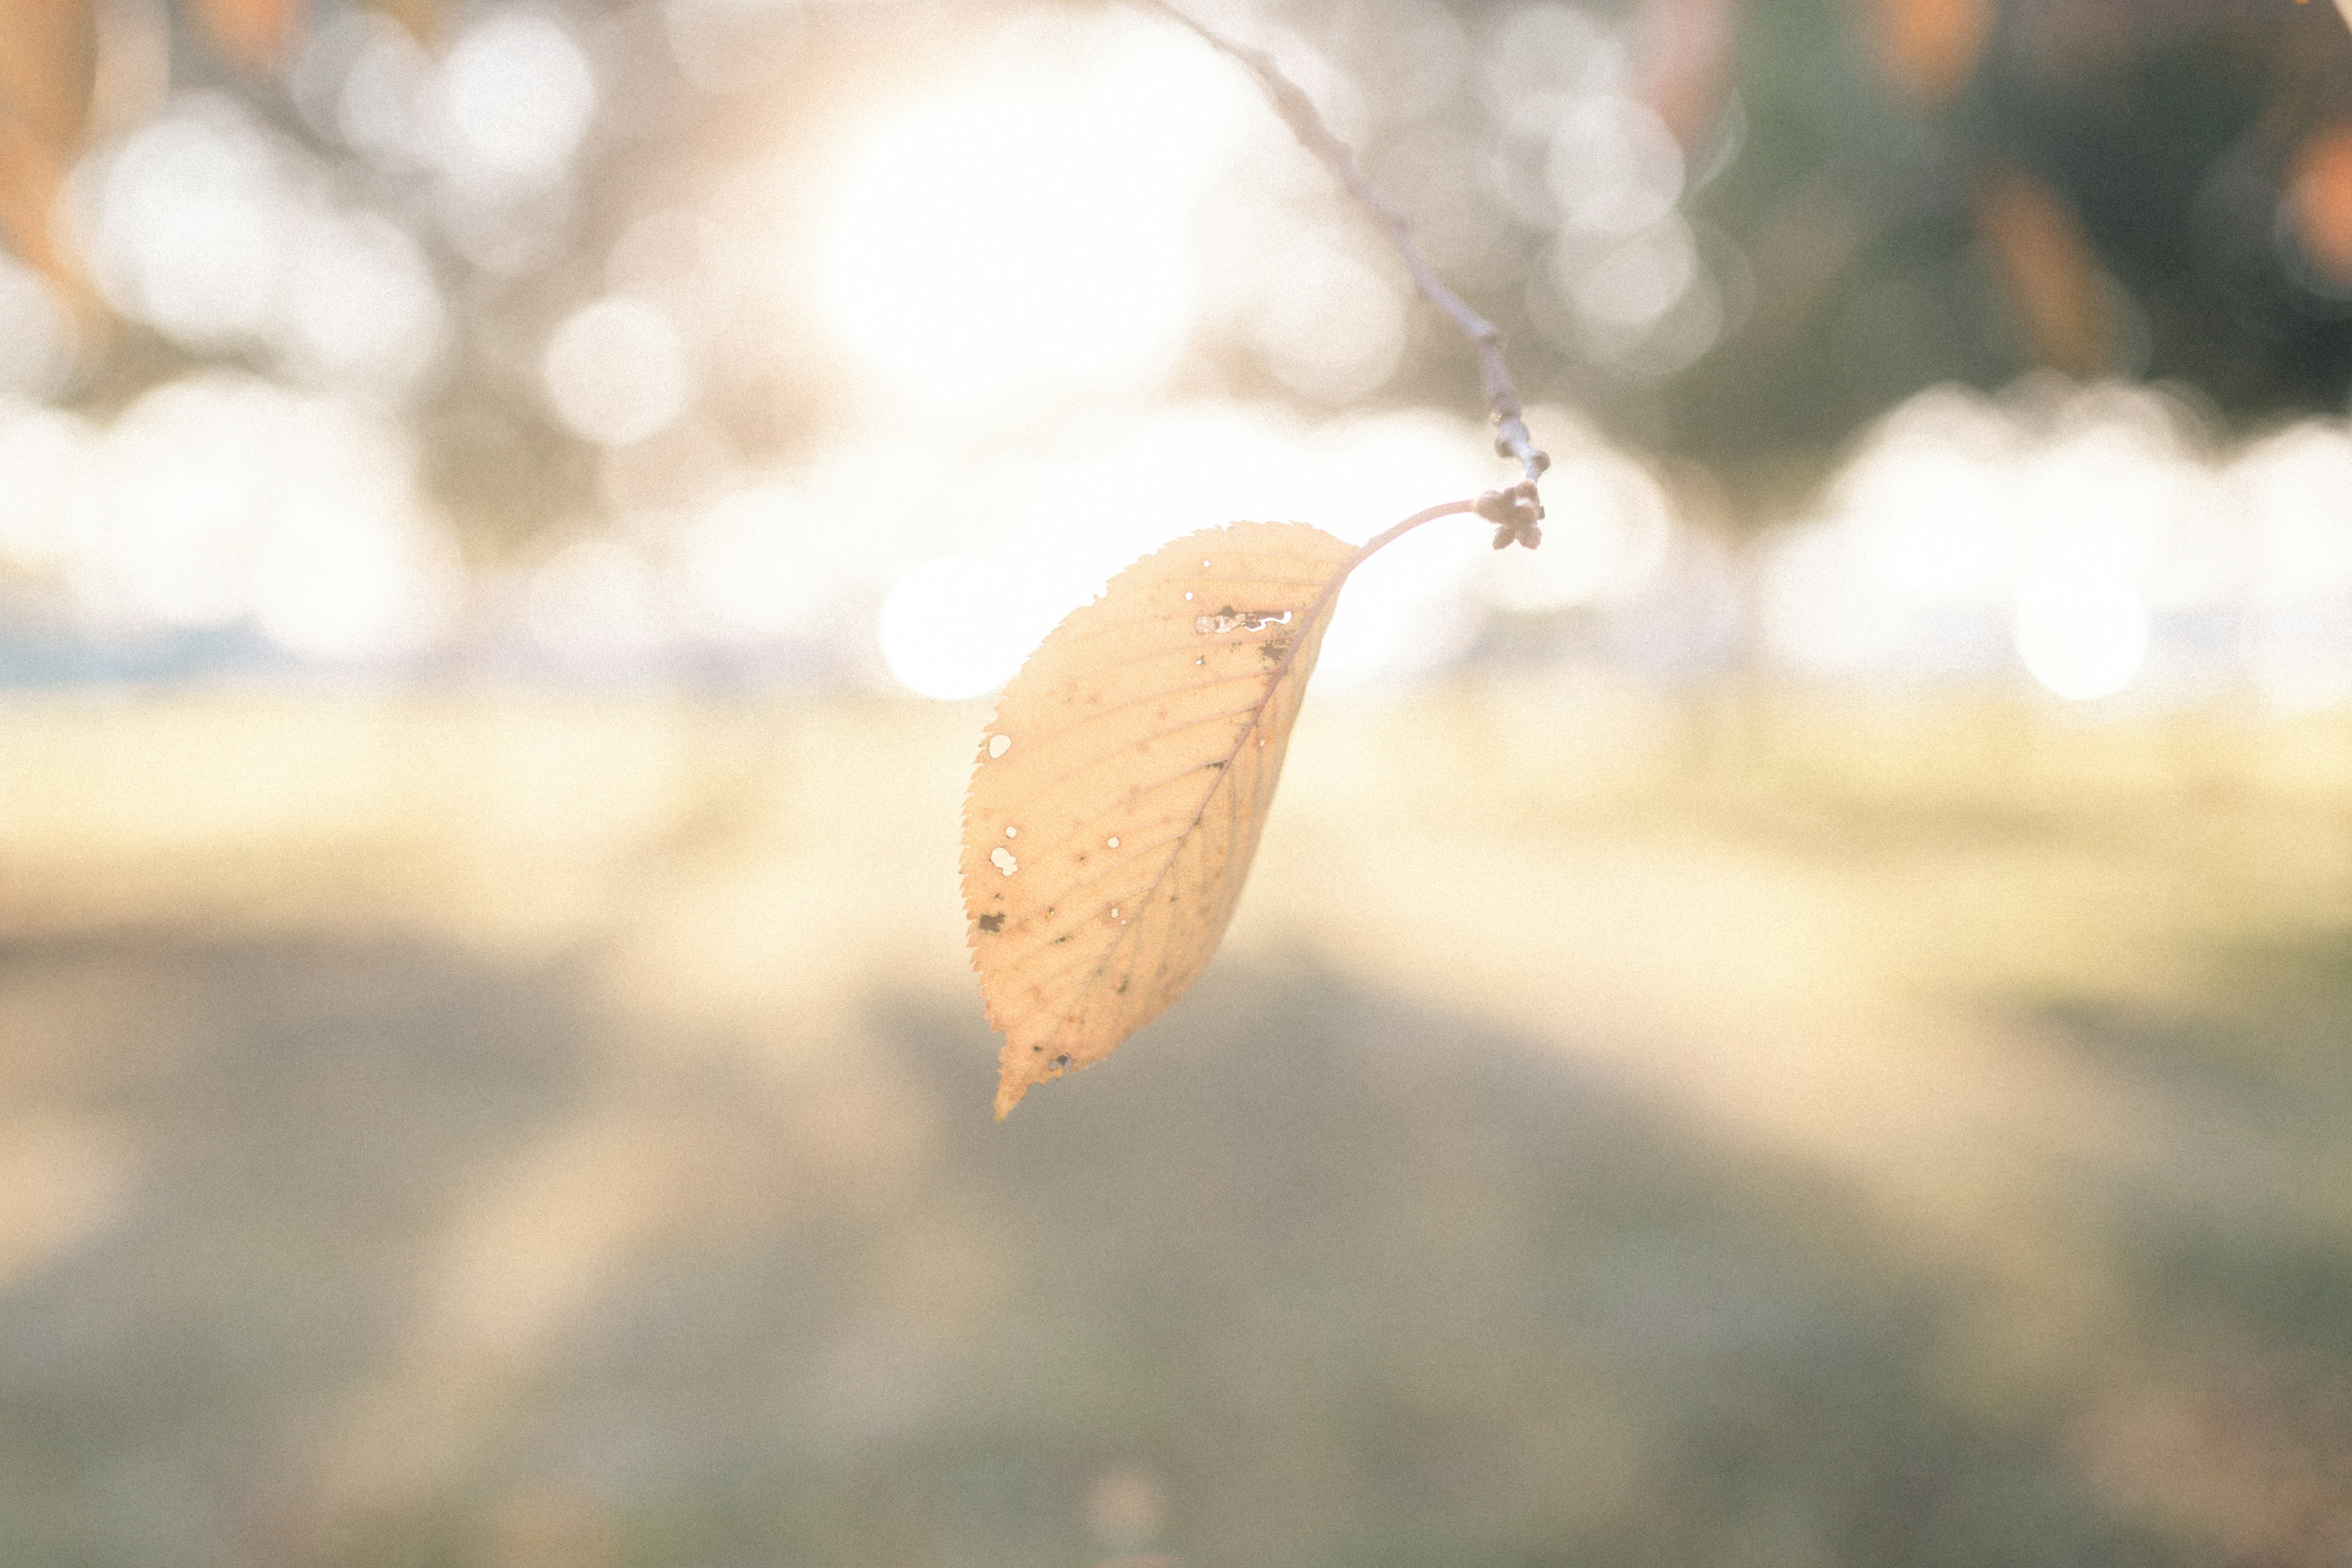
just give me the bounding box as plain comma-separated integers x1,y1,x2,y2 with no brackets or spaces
963,521,1360,1118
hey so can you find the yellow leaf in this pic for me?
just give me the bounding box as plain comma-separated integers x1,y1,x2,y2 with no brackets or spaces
963,519,1362,1118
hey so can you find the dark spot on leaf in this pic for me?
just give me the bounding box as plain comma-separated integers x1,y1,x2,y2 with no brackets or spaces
1205,760,1223,771
976,913,1005,933
1051,1054,1072,1071
1115,979,1129,994
1054,934,1071,944
1260,638,1290,665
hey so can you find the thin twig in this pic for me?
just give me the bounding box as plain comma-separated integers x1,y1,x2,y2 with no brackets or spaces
1133,0,1548,547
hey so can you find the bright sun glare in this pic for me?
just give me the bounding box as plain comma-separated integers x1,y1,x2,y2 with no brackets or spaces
826,24,1237,400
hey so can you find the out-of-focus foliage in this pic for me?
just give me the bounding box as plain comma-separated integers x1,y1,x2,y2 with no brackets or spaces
3,0,2350,538
0,0,429,282
1675,0,2352,476
1,0,2350,703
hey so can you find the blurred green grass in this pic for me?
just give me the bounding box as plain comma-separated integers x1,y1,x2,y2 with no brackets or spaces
0,681,2348,1567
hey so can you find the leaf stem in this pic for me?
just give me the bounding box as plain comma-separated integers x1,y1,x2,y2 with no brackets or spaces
1131,0,1551,516
1348,498,1484,567
1270,496,1493,695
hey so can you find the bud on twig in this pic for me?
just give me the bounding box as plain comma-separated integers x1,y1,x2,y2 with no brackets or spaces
1476,482,1544,550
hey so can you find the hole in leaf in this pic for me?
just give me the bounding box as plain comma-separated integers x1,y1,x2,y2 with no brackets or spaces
988,733,1011,758
1004,826,1018,838
991,847,1018,875
1106,836,1119,848
1194,607,1293,635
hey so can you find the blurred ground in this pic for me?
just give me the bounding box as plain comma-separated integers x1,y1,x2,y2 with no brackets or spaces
2,680,2350,1567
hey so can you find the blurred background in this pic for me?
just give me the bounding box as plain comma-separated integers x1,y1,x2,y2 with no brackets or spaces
6,0,2352,1562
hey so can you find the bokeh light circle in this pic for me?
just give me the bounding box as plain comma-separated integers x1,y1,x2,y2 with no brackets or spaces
878,557,1058,701
440,9,597,184
543,298,693,445
2014,558,2147,701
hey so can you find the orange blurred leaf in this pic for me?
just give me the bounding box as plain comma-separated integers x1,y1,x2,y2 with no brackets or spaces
0,116,60,261
1864,0,1993,106
1973,168,2113,379
0,114,79,293
371,0,439,46
189,0,309,72
2290,124,2352,285
1634,0,1741,150
963,521,1360,1118
0,0,96,149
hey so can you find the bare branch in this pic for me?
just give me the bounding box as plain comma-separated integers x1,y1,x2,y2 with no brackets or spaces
1131,0,1548,545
